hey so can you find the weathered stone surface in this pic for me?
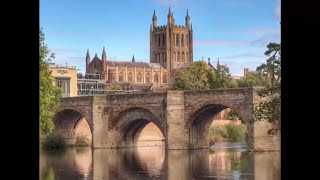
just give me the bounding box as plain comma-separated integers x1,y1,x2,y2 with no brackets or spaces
54,87,280,151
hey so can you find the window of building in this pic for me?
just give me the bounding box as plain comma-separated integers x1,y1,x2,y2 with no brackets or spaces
128,72,133,82
55,77,70,97
119,71,124,82
163,73,167,83
146,72,151,83
137,72,142,83
154,73,159,83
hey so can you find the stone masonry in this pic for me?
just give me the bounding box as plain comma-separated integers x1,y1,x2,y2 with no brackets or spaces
54,87,280,151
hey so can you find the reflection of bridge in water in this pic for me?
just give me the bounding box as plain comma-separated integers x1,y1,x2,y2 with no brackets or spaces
40,146,280,180
53,87,280,151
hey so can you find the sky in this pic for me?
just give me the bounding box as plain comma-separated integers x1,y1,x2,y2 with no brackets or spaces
40,0,281,76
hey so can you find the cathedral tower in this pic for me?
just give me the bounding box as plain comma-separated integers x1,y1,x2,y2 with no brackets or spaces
150,8,193,70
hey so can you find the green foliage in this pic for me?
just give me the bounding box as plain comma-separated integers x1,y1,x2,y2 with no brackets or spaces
208,124,247,143
111,84,123,90
237,71,270,87
173,61,238,90
253,42,281,135
42,167,54,180
40,28,62,134
42,133,66,150
228,110,239,120
75,135,90,146
209,63,238,89
173,61,211,90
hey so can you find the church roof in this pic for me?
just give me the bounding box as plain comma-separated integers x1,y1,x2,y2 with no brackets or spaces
106,61,165,69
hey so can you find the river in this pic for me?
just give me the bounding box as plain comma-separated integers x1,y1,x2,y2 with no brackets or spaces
40,142,280,180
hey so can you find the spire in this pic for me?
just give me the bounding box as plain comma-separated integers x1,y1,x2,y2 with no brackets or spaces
217,58,221,71
186,9,190,19
168,6,171,16
152,10,157,21
208,58,210,64
185,9,190,27
86,49,90,74
95,53,97,57
152,10,157,28
102,46,106,61
132,55,135,62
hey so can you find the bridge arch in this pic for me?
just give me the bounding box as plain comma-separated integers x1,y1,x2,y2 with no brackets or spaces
53,109,92,145
112,107,165,147
187,103,248,149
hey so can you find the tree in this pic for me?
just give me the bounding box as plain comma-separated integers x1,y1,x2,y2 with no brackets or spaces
111,84,122,90
173,61,212,90
256,42,281,92
237,71,270,87
40,28,62,134
208,62,238,89
253,42,281,135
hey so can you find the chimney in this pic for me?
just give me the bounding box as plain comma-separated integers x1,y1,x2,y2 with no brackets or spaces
244,68,249,76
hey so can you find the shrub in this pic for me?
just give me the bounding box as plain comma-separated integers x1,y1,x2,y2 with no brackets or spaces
75,135,90,146
208,124,247,144
42,133,66,150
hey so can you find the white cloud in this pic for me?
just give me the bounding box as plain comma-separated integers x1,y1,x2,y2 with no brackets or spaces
223,52,264,59
194,39,248,47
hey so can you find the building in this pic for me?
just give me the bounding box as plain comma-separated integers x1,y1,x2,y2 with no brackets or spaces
85,8,193,87
49,63,78,97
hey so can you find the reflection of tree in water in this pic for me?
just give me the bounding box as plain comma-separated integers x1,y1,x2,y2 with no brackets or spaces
229,150,249,173
42,167,54,180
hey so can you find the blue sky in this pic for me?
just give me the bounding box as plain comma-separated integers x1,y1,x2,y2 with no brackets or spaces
40,0,280,76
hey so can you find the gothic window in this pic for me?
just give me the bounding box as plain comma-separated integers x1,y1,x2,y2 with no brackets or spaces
128,72,133,82
186,52,189,62
176,34,180,46
177,52,180,62
146,72,151,83
181,34,184,47
158,34,161,47
186,35,189,46
137,72,142,83
119,71,124,82
173,51,176,62
163,73,167,83
163,52,166,63
182,52,185,63
154,73,159,83
163,34,165,47
173,33,175,46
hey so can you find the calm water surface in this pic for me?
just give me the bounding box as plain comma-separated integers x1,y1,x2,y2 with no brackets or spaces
40,142,280,180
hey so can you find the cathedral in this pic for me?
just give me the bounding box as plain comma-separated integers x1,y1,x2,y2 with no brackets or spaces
85,8,193,86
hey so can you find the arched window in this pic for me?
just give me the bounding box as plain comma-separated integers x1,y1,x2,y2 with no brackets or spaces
186,52,189,63
176,34,180,46
173,51,176,62
181,34,184,47
154,73,159,83
163,73,167,83
173,33,175,46
163,34,165,47
181,52,185,63
119,71,123,82
163,52,166,63
177,52,180,62
158,34,161,47
128,72,133,82
186,35,189,46
146,72,151,83
137,72,142,83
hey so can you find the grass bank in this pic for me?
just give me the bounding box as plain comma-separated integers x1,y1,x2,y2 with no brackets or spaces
208,124,247,145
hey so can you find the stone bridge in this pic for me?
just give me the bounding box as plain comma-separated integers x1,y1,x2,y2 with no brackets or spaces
54,87,280,151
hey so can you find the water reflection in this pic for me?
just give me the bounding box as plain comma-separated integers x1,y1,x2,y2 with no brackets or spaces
40,142,280,180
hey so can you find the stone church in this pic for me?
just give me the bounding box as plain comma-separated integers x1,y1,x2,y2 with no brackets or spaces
85,8,193,87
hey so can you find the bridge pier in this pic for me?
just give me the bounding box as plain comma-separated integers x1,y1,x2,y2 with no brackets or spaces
166,91,190,149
